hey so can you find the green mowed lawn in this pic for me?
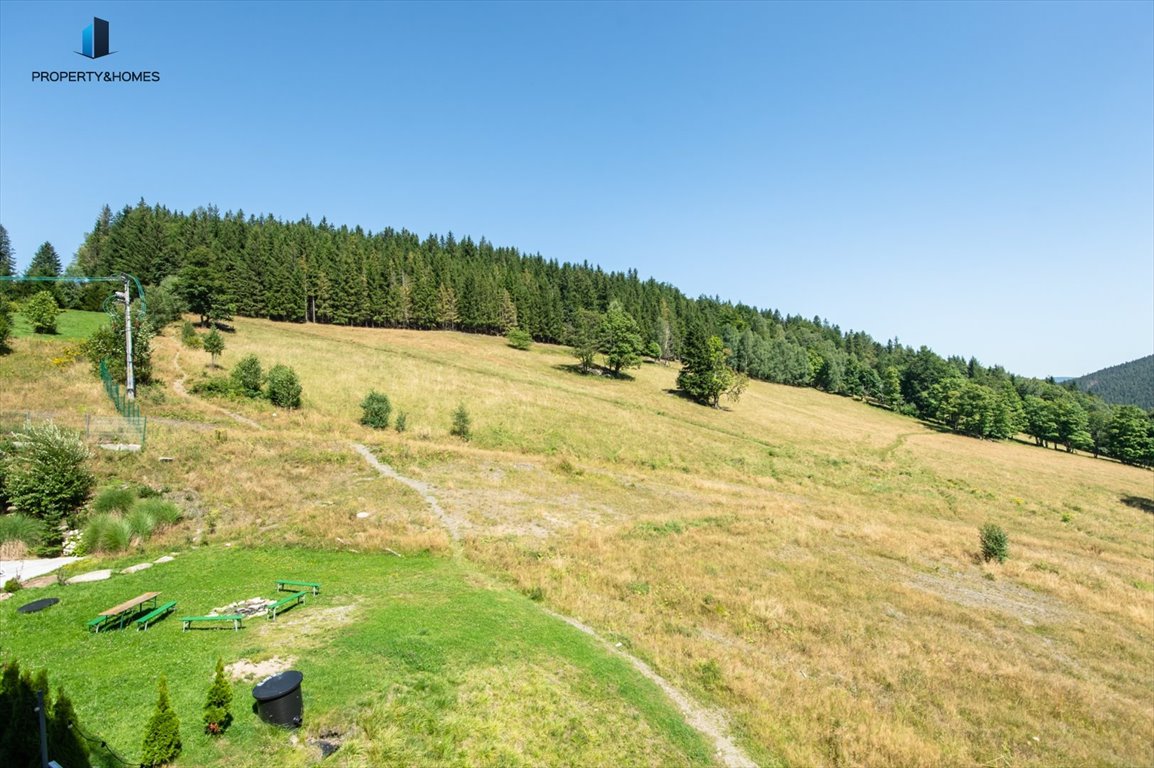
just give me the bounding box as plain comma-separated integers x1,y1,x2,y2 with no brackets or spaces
2,546,715,767
10,309,109,340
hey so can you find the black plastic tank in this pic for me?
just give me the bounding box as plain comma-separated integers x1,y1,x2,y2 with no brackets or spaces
252,670,303,727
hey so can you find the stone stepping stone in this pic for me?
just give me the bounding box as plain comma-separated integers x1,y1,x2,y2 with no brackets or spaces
67,569,112,584
154,556,176,564
121,562,153,574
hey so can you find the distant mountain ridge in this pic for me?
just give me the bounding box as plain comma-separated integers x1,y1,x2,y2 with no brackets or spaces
1071,355,1154,410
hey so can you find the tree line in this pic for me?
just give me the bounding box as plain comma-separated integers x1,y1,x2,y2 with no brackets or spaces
1,203,1151,466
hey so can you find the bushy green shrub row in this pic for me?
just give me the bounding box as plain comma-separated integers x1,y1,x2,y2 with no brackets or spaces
190,355,302,409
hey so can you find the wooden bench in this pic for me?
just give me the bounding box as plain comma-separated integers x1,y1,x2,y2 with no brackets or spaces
267,591,307,620
276,580,321,596
135,601,177,630
181,614,244,631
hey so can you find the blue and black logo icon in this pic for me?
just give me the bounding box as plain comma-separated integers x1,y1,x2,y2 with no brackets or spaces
78,17,113,59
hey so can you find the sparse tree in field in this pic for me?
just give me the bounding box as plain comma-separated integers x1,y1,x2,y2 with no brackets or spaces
450,403,471,440
23,290,60,334
506,327,532,350
645,340,662,362
203,658,233,736
395,410,408,433
230,354,263,398
360,390,392,428
568,308,601,374
203,327,224,367
141,676,181,766
266,364,302,408
677,326,745,407
598,300,644,377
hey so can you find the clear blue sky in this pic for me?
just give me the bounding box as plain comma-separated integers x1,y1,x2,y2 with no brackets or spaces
1,1,1150,378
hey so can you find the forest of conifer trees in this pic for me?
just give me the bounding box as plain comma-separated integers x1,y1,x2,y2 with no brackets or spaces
3,200,1152,467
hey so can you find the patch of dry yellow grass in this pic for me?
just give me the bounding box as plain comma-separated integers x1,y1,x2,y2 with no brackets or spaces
4,319,1151,766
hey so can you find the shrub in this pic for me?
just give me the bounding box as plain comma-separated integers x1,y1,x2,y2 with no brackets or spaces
0,296,11,350
125,507,156,540
133,498,181,526
980,523,1009,564
506,328,532,350
266,364,302,408
180,320,202,349
2,423,92,549
3,577,21,593
395,411,408,433
230,354,263,398
93,485,136,515
360,391,392,429
23,291,59,334
189,375,236,397
450,403,471,440
81,513,132,553
0,514,47,549
203,657,233,735
141,676,182,767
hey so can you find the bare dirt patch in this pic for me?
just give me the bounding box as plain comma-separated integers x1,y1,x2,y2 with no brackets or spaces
227,656,297,682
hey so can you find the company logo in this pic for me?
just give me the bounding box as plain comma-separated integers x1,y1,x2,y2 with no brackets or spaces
78,17,113,59
32,15,160,83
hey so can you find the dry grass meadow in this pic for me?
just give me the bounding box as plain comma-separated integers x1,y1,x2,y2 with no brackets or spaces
2,317,1152,767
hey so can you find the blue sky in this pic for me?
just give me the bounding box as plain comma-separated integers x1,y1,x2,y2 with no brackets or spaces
0,1,1150,378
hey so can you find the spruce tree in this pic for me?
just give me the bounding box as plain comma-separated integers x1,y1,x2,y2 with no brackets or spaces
141,676,181,766
26,241,62,279
450,403,471,440
0,223,13,281
49,686,92,767
203,658,233,735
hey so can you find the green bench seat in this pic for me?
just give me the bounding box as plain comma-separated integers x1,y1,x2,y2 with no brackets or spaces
87,615,113,632
135,601,177,630
181,614,244,631
267,591,307,620
276,580,321,596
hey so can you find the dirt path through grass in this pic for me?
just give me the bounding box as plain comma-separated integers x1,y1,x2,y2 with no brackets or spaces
350,441,759,768
172,349,264,429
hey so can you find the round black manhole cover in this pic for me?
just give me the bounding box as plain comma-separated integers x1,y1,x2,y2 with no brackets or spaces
17,598,59,614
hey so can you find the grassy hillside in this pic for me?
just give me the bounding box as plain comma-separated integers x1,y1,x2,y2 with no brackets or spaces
2,548,713,767
2,319,1152,767
1071,354,1154,410
10,308,109,340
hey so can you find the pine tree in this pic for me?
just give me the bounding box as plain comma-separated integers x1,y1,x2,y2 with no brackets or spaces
677,329,744,407
141,676,181,766
203,658,233,736
49,686,92,767
0,223,14,282
450,403,471,440
26,241,62,279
